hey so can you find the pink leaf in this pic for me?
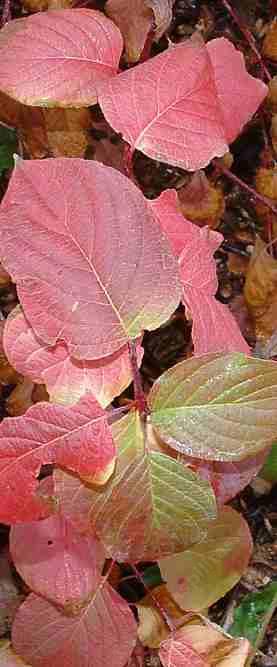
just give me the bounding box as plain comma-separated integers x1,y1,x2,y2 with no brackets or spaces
0,158,180,360
4,309,143,407
53,468,95,534
99,35,228,171
99,35,267,171
185,449,269,504
0,9,123,107
0,394,115,524
10,515,105,610
182,289,250,355
151,189,250,354
12,587,137,667
207,38,267,144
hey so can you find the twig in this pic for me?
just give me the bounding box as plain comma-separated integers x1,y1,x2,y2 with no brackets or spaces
219,0,271,82
1,0,11,26
128,340,149,417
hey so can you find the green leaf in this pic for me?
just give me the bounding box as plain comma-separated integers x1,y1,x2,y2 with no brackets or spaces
88,410,217,562
0,125,17,175
159,507,252,612
260,443,277,482
149,353,277,461
230,582,277,649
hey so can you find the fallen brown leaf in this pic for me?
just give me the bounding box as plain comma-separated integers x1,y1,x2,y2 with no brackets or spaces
178,170,225,229
106,0,153,62
244,236,277,342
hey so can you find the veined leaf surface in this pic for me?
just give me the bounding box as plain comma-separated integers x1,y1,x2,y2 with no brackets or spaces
149,353,277,461
88,410,217,562
0,9,123,107
99,35,267,171
0,158,180,360
159,507,252,611
10,515,105,610
4,309,143,407
0,393,115,524
12,586,137,667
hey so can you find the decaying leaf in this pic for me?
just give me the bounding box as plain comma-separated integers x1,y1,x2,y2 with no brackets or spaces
159,618,251,667
178,171,225,229
244,236,277,342
255,166,277,240
262,19,277,62
149,352,277,461
137,585,184,648
22,0,73,12
0,640,30,666
105,0,153,63
159,507,252,612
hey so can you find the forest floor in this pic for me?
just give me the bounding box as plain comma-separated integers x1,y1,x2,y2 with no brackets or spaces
0,1,276,666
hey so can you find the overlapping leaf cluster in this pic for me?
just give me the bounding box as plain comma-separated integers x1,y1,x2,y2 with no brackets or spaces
0,4,275,667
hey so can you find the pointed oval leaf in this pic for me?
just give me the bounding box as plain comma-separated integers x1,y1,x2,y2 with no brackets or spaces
0,158,180,360
207,38,268,144
0,393,115,524
159,507,252,612
4,309,143,407
149,353,277,461
54,468,95,534
0,9,123,107
88,411,217,562
12,587,137,667
10,515,105,610
99,35,228,171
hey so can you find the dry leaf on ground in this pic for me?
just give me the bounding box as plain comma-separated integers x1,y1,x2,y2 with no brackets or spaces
178,171,225,229
244,236,277,342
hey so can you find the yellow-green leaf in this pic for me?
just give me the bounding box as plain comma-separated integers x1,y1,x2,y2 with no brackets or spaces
149,353,277,461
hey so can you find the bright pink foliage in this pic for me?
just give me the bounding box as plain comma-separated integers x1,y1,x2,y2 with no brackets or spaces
0,393,115,523
4,309,143,407
10,515,105,609
99,35,267,171
12,587,137,667
0,9,123,106
151,189,250,354
0,158,180,360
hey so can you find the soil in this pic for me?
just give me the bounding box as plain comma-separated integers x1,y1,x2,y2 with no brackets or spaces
0,0,276,665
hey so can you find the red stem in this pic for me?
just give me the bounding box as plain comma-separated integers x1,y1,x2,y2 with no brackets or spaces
128,340,149,417
220,0,271,82
214,161,277,256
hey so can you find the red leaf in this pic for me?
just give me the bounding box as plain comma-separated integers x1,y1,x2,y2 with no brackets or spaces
4,309,143,407
207,38,267,144
12,587,137,667
0,394,115,524
0,9,123,107
53,468,94,534
151,189,250,354
99,35,267,171
10,515,105,610
0,158,180,360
